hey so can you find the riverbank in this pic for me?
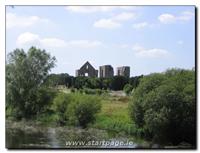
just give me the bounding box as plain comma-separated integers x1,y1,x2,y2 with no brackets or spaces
6,120,150,148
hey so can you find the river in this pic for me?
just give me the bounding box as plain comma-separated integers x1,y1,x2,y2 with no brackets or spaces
6,121,141,149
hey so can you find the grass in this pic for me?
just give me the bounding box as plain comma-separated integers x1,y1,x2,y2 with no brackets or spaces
91,94,137,136
56,88,137,136
7,88,148,145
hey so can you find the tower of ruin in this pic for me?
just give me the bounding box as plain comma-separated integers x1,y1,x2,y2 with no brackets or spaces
116,66,130,78
99,65,114,78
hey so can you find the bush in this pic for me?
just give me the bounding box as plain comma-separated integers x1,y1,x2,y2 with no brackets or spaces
129,69,196,145
71,88,75,93
51,93,101,128
69,94,101,128
123,84,133,95
51,93,73,125
83,88,96,95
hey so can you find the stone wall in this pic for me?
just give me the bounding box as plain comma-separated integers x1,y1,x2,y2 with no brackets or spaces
99,65,114,78
76,61,98,77
117,66,130,78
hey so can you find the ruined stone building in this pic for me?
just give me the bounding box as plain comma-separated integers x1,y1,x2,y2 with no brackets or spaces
117,66,130,78
99,65,114,78
76,61,98,77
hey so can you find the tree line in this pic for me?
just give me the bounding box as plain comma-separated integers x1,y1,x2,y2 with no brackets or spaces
43,73,143,91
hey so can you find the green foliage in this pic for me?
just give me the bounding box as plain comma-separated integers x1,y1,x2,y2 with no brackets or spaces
6,47,56,119
51,93,73,125
80,88,107,95
44,73,74,87
123,84,133,95
51,93,101,128
129,75,143,88
92,96,137,135
44,73,143,91
110,76,129,90
71,88,75,93
71,94,101,128
129,68,196,145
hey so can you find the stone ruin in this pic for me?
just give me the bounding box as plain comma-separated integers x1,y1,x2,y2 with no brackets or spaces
116,66,130,78
76,61,130,78
76,61,98,77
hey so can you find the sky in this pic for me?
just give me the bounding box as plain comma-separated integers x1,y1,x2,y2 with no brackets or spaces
6,6,195,77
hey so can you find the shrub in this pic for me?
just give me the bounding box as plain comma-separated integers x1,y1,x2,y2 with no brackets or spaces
51,93,101,128
51,93,72,125
83,88,96,95
69,94,101,128
129,69,196,145
123,84,133,95
71,88,75,93
96,89,102,95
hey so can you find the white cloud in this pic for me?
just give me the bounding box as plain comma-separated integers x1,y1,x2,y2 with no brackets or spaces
132,44,170,58
93,12,136,29
158,11,194,24
16,32,41,46
93,19,121,29
112,12,136,21
132,22,148,29
16,32,103,49
7,13,49,29
65,6,137,13
41,38,67,48
158,14,176,24
178,11,194,21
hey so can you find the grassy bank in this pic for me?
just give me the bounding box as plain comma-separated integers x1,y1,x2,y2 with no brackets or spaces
91,95,136,135
7,88,147,143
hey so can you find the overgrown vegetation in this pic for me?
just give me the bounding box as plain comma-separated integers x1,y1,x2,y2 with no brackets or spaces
123,84,134,95
44,72,143,91
52,93,101,128
6,47,196,147
129,68,196,146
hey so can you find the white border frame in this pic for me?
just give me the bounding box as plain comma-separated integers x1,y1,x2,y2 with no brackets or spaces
0,0,199,152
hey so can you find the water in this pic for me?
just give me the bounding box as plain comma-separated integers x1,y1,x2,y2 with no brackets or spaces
6,121,138,149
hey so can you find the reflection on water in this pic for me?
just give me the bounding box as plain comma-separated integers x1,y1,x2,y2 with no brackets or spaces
6,127,62,148
6,121,138,149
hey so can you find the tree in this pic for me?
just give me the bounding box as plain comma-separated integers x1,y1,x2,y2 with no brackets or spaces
129,69,196,146
6,47,56,119
110,76,128,90
129,75,143,88
44,73,73,87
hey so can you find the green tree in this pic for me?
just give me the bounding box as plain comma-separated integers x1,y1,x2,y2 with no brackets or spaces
129,69,196,145
110,76,128,90
129,75,143,88
6,47,56,119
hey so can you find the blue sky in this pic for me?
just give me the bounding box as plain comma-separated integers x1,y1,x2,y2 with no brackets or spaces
6,6,195,76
